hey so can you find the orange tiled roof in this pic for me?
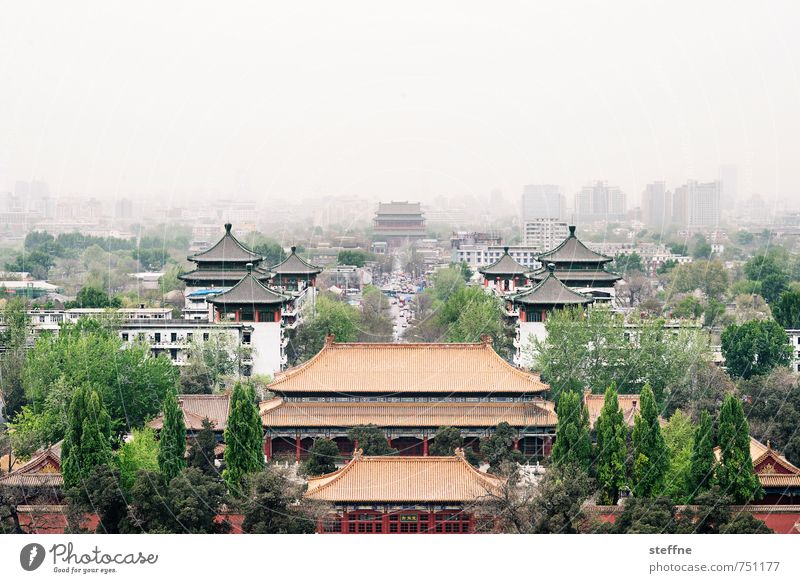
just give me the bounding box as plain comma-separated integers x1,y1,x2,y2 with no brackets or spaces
714,436,800,490
260,397,556,428
268,339,548,394
149,394,230,431
0,444,63,489
584,392,641,428
304,449,503,502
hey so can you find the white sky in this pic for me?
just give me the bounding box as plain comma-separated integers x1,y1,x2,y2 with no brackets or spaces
0,0,798,206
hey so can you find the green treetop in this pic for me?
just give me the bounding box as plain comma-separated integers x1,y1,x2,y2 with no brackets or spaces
593,385,627,505
687,410,716,501
550,390,591,473
157,385,187,484
223,383,265,492
716,394,764,504
631,385,668,498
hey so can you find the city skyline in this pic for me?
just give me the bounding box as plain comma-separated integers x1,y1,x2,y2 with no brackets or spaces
1,1,799,206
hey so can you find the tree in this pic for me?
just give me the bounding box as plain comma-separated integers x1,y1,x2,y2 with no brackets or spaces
670,295,704,319
594,386,627,505
347,425,396,456
303,438,340,476
721,320,791,379
550,390,591,473
669,260,728,299
679,487,771,534
631,385,668,498
429,426,481,466
64,286,122,309
157,385,186,484
660,410,694,503
66,464,127,534
687,411,716,501
357,286,393,342
240,467,319,533
168,467,229,533
337,250,374,268
744,253,789,304
187,418,218,476
480,422,523,473
609,497,679,533
772,290,800,329
61,387,112,490
0,297,29,419
117,427,160,492
740,368,800,466
285,295,360,365
716,394,763,504
223,383,265,491
612,252,644,274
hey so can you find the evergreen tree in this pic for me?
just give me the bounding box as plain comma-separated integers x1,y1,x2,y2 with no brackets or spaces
61,386,112,490
594,385,628,504
187,418,218,476
223,383,265,492
550,390,591,473
241,468,316,534
302,438,340,476
480,422,524,473
347,425,397,456
157,385,186,483
687,410,716,500
716,394,764,503
631,385,668,498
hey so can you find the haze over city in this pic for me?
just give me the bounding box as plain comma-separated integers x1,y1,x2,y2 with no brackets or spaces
1,0,799,208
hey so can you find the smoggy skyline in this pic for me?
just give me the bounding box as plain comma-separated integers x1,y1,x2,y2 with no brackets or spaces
1,1,799,207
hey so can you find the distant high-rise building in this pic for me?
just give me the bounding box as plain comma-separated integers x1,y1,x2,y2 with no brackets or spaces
672,180,720,229
641,181,672,230
115,198,134,220
719,164,737,208
521,184,563,221
575,181,626,221
523,218,569,251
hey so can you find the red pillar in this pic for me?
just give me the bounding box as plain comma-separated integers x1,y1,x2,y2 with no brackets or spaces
353,439,358,455
423,437,429,456
386,437,392,450
263,436,272,461
513,438,519,451
295,434,301,462
381,513,390,535
275,310,281,322
341,511,349,534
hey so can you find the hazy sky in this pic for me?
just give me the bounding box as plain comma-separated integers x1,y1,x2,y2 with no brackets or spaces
1,1,798,207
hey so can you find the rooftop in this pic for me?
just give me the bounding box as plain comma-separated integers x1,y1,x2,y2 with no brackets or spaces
584,392,642,428
304,449,502,503
375,201,424,216
511,267,594,306
536,225,614,265
269,246,323,276
478,247,530,277
260,397,556,428
207,266,289,306
187,223,262,264
267,338,548,394
149,394,230,431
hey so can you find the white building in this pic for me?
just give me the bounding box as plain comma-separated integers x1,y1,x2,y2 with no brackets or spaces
523,218,569,251
453,245,542,270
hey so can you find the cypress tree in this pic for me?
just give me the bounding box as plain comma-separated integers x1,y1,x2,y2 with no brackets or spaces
687,410,715,500
187,418,219,476
716,394,764,503
223,383,265,492
550,390,591,473
594,385,628,505
61,386,112,490
631,384,668,498
158,385,187,483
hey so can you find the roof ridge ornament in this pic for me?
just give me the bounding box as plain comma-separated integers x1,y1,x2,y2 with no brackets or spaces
225,222,232,233
246,262,253,274
290,245,297,254
569,225,576,237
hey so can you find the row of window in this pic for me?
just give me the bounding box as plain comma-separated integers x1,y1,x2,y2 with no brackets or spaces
120,331,251,344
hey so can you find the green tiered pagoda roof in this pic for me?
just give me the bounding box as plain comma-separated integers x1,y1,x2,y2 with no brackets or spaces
478,247,529,278
512,264,594,308
269,246,322,277
207,264,289,307
187,223,263,264
530,226,621,289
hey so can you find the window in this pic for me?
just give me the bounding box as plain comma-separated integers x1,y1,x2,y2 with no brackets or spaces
121,333,129,341
170,332,177,342
203,333,209,341
154,333,161,343
243,332,251,344
187,333,193,342
170,348,178,361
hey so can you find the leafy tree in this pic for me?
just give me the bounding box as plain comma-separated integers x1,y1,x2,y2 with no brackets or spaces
550,390,591,473
337,250,374,268
609,497,679,533
721,320,791,379
612,252,644,274
660,410,694,503
240,467,318,533
480,422,523,473
157,385,186,484
223,383,265,491
594,386,627,505
187,418,218,476
744,253,789,304
678,487,771,534
740,368,800,466
669,260,728,299
285,296,360,365
121,470,173,533
670,296,703,319
357,286,393,342
772,290,800,329
117,427,160,492
0,297,29,419
66,464,127,533
429,426,480,465
168,467,229,533
716,394,764,503
667,242,688,256
687,411,716,500
347,425,396,456
61,387,112,490
65,286,122,309
631,385,668,498
303,438,340,476
253,240,287,266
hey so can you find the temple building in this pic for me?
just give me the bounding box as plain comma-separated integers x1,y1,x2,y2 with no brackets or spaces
0,443,63,506
266,246,322,331
373,201,426,246
530,225,621,301
305,449,502,533
478,247,531,293
260,338,556,462
715,437,800,505
508,265,593,366
207,264,290,374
